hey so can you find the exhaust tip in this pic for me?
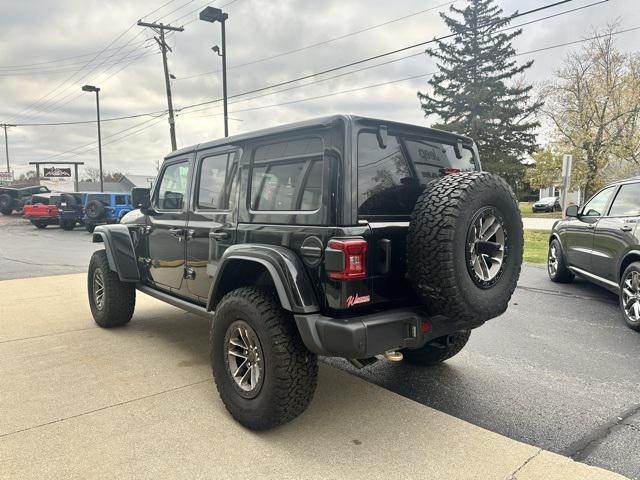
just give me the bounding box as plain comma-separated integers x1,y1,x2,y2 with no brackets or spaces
384,350,403,362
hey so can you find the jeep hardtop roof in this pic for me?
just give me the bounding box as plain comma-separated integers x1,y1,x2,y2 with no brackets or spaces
166,114,475,160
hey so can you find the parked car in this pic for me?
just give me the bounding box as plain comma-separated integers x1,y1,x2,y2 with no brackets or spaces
82,192,132,233
23,192,83,229
23,193,61,228
85,115,523,430
532,196,561,213
548,177,640,331
0,185,50,215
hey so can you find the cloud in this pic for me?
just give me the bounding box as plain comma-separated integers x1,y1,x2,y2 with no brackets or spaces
1,0,638,176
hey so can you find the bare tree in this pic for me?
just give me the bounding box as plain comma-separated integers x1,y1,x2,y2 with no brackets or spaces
542,23,640,198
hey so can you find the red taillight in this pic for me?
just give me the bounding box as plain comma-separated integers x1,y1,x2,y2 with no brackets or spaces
443,168,461,175
327,239,368,280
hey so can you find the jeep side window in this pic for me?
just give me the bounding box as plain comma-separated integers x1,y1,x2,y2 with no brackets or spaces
250,137,323,212
156,162,189,210
197,153,232,210
115,195,127,205
357,132,414,217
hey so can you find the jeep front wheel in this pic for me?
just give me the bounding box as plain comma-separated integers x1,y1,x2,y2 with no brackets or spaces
402,331,471,366
408,172,523,323
211,287,318,430
0,194,12,215
87,250,135,328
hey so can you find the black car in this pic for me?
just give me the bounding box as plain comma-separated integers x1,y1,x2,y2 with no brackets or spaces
532,196,561,213
85,115,523,430
548,177,640,331
0,185,50,215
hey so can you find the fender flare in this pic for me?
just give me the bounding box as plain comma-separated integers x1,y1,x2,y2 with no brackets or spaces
618,249,640,282
207,244,319,314
92,224,140,282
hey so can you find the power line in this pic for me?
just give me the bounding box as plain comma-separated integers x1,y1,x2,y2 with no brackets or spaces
8,0,617,127
29,23,640,164
176,0,456,80
182,25,640,121
179,0,609,117
177,0,589,113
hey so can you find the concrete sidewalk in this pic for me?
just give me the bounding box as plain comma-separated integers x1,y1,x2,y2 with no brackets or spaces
0,274,628,479
522,217,557,230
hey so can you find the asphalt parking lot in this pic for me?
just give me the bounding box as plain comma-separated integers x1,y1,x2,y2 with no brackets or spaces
1,214,638,479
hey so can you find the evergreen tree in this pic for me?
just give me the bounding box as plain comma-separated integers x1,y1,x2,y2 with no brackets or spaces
418,0,542,193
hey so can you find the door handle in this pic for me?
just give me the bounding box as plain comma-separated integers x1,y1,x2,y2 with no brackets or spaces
587,224,596,229
169,228,185,242
620,225,633,232
209,231,229,241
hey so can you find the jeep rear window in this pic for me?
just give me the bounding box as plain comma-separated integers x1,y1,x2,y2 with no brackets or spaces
357,131,475,217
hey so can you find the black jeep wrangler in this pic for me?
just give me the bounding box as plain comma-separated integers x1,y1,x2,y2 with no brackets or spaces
87,115,523,430
0,185,50,215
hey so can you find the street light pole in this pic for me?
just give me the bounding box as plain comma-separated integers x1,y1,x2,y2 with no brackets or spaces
200,6,229,137
220,19,228,137
82,85,104,192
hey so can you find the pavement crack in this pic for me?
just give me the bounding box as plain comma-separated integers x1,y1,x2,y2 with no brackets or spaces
506,448,542,479
565,403,640,461
0,379,211,440
0,256,85,268
516,285,617,304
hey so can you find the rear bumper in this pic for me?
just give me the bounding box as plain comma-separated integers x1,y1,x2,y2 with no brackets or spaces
294,307,484,358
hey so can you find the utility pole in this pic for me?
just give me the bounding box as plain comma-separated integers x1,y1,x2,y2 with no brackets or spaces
137,20,184,151
1,124,15,174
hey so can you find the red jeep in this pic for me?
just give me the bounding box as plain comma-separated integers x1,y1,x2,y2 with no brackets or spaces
23,193,61,229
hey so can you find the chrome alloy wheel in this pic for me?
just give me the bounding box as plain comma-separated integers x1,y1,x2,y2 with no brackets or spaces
622,270,640,324
548,243,559,277
93,268,105,310
466,208,507,288
224,321,265,398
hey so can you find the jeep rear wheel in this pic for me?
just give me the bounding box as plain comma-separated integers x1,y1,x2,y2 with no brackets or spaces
85,222,96,233
407,172,523,323
60,219,76,231
88,250,135,328
403,331,471,366
211,287,318,430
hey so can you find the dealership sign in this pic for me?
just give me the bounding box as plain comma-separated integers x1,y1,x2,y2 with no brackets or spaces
0,171,14,182
44,167,72,178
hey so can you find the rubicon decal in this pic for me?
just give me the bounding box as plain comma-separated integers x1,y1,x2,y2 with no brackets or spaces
346,293,371,308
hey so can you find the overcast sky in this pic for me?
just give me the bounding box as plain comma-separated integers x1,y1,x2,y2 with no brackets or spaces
1,0,639,177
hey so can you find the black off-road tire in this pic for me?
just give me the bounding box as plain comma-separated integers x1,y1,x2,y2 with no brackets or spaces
87,250,135,328
403,331,471,366
211,287,318,430
85,200,105,221
60,219,76,231
85,222,96,233
547,238,574,283
407,172,523,323
0,194,12,215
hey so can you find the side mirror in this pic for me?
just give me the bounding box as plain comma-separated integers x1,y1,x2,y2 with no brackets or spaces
566,205,579,218
131,187,152,213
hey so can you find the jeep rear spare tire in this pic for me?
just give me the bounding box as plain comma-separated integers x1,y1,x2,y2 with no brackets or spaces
407,172,522,323
85,200,105,221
